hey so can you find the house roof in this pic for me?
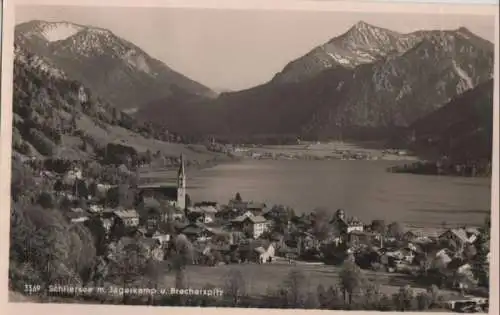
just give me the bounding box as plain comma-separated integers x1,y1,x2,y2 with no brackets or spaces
199,206,218,214
114,209,139,219
66,211,89,219
441,228,469,243
231,213,251,223
194,201,218,208
465,227,480,235
247,215,268,224
181,223,213,236
346,217,363,226
254,246,266,254
246,202,267,210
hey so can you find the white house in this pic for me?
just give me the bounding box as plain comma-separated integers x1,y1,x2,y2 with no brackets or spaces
255,243,276,263
113,209,140,227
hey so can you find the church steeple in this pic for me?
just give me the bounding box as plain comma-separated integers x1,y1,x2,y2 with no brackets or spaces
177,154,186,209
178,154,186,180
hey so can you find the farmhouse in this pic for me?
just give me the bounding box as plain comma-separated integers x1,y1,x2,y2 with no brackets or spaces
180,222,215,242
113,209,140,228
231,213,271,239
439,228,477,249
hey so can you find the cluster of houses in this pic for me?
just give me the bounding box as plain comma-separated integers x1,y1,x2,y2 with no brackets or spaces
28,154,491,308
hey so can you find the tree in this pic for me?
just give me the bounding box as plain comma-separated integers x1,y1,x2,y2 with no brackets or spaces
37,192,54,209
387,222,405,240
67,224,97,284
84,216,108,256
74,179,89,199
463,244,477,261
304,292,320,309
234,192,242,202
14,205,82,289
60,196,73,212
362,281,381,308
393,285,415,311
224,268,246,306
171,234,194,288
311,207,332,241
370,220,386,235
282,268,307,308
107,239,150,303
185,194,192,208
472,233,489,287
266,205,295,234
416,292,432,310
53,179,64,192
339,259,364,304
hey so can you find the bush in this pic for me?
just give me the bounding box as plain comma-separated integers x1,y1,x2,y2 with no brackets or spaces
28,128,55,156
37,192,54,209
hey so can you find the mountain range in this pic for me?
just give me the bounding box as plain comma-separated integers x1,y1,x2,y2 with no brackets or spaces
15,20,216,111
13,19,495,161
135,21,494,144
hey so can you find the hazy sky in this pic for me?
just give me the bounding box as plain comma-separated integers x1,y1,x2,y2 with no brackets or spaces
15,5,496,91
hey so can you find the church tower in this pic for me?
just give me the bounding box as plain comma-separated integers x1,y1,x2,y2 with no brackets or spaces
177,154,186,210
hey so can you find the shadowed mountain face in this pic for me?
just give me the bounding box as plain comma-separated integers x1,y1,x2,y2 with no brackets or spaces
15,20,216,110
403,79,494,162
137,21,494,143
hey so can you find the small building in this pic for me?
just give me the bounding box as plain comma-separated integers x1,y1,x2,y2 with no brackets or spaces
439,228,476,249
402,230,418,242
139,197,167,230
231,214,270,239
180,222,215,242
113,209,140,228
152,231,171,245
254,243,276,264
89,204,104,213
186,206,216,224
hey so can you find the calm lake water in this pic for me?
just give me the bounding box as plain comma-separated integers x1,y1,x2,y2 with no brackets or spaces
151,159,492,227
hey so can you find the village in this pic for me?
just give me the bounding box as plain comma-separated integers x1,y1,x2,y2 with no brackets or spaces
13,153,491,313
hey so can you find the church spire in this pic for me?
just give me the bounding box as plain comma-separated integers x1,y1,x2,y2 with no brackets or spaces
178,154,185,178
176,154,187,210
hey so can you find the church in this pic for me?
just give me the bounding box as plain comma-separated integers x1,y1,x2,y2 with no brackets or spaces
137,154,187,210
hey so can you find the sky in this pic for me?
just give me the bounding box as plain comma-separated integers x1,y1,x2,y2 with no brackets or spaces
15,5,496,91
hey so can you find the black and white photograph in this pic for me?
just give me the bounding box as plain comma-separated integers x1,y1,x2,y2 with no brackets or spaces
4,0,499,313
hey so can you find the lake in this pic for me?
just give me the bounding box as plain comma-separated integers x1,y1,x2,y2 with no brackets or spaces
147,159,492,227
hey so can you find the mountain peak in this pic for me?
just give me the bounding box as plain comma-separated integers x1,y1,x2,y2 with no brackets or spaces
352,20,375,30
347,20,397,35
16,20,115,43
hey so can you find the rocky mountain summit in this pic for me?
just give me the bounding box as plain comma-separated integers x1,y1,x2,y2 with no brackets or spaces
15,20,215,110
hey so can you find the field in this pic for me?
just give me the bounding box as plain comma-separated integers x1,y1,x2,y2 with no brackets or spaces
160,262,463,300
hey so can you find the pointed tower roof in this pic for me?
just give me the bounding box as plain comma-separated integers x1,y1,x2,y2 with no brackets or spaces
178,154,185,178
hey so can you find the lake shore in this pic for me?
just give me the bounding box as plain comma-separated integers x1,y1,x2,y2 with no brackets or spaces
234,141,420,162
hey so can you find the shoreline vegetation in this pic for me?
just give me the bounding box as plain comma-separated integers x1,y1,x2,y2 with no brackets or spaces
387,160,492,178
